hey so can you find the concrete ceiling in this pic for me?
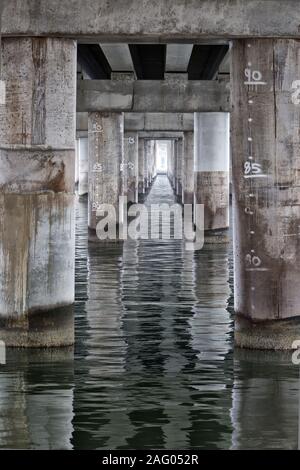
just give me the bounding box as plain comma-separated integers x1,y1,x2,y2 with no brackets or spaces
77,43,229,80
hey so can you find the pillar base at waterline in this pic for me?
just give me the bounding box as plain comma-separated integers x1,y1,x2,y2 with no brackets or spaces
234,314,300,350
0,305,74,348
204,228,230,244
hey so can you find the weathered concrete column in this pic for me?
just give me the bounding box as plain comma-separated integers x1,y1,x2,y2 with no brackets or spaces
167,140,175,188
0,38,76,347
138,136,145,197
194,112,230,242
153,140,158,180
124,132,139,204
175,138,183,203
144,140,153,191
75,139,79,189
171,140,176,189
173,139,178,192
150,140,156,183
231,39,300,349
88,112,123,241
182,131,194,205
78,137,88,196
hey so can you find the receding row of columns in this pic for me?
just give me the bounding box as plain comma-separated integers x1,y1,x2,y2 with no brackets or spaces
77,113,230,240
1,36,300,350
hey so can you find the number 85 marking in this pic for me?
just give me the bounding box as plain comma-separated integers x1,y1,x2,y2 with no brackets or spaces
244,162,262,175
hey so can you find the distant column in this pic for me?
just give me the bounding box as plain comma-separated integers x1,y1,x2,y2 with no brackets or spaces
194,112,230,243
88,112,123,241
182,132,194,205
124,131,139,203
138,136,145,198
176,138,183,203
78,137,88,196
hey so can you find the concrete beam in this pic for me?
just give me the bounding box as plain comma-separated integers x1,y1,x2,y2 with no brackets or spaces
77,79,230,113
2,1,300,39
166,45,193,72
125,113,194,131
138,131,183,139
76,112,194,134
100,44,134,71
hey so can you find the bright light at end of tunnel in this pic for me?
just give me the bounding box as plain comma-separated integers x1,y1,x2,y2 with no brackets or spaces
156,141,168,173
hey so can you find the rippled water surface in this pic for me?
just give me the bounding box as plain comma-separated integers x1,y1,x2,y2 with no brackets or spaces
0,175,298,449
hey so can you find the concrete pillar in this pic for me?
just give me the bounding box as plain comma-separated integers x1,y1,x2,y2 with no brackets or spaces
78,137,88,196
124,132,138,204
173,139,178,192
0,38,76,347
167,140,175,188
153,141,158,180
138,136,145,197
171,140,176,189
144,140,153,191
176,138,183,202
150,140,156,182
231,39,300,349
194,112,230,242
148,140,154,184
75,138,79,189
182,131,194,205
88,112,123,241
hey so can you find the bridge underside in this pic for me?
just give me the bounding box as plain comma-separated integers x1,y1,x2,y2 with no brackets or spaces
0,2,300,350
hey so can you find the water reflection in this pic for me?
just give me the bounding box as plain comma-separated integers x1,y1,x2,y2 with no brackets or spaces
0,349,74,449
231,349,298,450
72,176,234,449
0,175,298,449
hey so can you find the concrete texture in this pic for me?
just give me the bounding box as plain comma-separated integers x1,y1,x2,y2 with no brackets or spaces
77,79,230,113
231,39,300,348
0,37,76,347
88,112,123,239
194,113,230,237
2,1,300,39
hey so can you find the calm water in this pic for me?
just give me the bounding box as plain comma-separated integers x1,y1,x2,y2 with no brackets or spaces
0,175,298,449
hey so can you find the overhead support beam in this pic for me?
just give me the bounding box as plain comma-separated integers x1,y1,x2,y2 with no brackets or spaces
100,44,134,72
218,50,231,76
77,44,111,79
76,113,194,134
188,45,229,79
138,131,183,139
3,1,299,39
125,113,194,132
166,44,193,72
77,79,230,113
129,44,166,79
